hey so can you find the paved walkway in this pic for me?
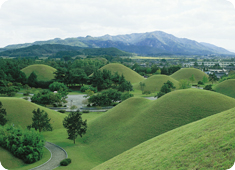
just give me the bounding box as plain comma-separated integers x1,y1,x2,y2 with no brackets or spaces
30,142,67,170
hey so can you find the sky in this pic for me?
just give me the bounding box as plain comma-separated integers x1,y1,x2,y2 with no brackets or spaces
0,0,235,52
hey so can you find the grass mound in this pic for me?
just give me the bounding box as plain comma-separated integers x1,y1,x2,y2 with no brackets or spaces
21,64,56,81
80,89,235,162
99,63,144,83
133,75,179,92
171,68,208,82
0,97,65,129
214,79,235,98
93,106,235,170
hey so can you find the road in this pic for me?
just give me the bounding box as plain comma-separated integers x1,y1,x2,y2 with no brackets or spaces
30,142,67,170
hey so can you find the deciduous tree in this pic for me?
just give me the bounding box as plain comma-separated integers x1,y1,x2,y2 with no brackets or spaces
63,111,87,144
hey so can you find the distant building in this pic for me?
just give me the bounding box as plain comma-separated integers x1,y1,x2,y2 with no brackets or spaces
183,62,235,68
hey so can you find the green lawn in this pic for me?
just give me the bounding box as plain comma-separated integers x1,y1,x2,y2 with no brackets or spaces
93,106,235,170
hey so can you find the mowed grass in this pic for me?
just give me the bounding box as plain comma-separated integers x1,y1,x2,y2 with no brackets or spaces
77,89,235,164
1,147,51,170
99,63,144,83
93,106,235,170
214,79,235,98
0,97,66,170
21,64,56,81
133,75,179,92
0,97,66,129
171,68,208,83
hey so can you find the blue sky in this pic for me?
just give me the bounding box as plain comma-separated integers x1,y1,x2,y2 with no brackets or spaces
0,0,235,52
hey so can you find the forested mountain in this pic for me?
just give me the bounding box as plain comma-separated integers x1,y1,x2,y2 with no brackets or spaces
2,31,234,56
0,44,132,58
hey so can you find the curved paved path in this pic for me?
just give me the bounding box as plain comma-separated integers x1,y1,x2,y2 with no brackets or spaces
30,142,67,170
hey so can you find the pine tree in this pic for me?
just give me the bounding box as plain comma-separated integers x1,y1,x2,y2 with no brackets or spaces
28,108,52,132
0,101,7,126
63,111,87,144
28,71,37,87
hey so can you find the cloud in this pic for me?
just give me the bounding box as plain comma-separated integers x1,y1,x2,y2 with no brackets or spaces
0,0,235,51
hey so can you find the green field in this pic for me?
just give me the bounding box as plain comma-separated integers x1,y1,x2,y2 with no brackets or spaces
133,74,179,92
93,106,235,170
0,97,65,129
2,88,235,169
99,63,144,84
171,68,208,83
214,79,235,98
21,64,56,81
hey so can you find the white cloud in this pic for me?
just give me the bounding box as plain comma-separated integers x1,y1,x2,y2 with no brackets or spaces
0,0,235,51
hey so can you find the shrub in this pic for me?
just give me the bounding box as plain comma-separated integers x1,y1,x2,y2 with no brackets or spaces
142,90,151,95
0,125,45,164
58,110,66,113
198,81,204,85
80,85,97,93
23,97,29,100
204,85,214,91
82,110,90,113
60,158,72,166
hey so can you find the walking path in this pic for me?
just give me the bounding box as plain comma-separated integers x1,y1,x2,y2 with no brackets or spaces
30,142,67,170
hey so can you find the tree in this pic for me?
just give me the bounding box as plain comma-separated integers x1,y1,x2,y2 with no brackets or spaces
0,101,7,126
189,74,195,84
202,75,209,84
156,80,175,98
28,108,53,132
28,71,37,87
209,73,219,84
139,82,145,94
179,79,191,89
63,111,87,144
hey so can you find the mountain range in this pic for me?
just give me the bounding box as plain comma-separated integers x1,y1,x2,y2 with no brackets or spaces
1,31,234,56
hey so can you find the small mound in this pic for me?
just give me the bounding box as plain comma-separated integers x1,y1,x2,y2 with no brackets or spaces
0,97,65,129
80,89,235,162
99,63,144,84
21,64,56,81
171,68,208,82
133,75,179,92
93,106,235,170
214,79,235,98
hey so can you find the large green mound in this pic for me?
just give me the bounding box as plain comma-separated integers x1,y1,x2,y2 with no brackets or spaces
171,68,208,82
21,64,56,81
133,75,179,92
80,89,235,162
93,106,235,170
0,97,65,129
99,63,144,83
214,79,235,98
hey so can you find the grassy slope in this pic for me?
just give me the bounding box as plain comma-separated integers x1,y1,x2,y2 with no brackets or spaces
214,79,235,98
93,106,235,170
99,63,144,84
79,89,235,163
171,68,208,82
1,147,51,170
133,75,179,92
0,97,65,169
0,97,65,129
21,64,56,81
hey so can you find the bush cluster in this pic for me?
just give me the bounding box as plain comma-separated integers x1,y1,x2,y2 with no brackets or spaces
0,125,45,164
80,85,98,93
60,158,72,166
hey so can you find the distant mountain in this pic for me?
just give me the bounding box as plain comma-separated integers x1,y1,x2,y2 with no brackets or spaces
0,44,132,58
3,31,234,56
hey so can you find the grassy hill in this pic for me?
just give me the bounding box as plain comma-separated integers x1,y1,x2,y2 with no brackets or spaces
93,105,235,170
0,97,65,169
79,89,235,162
214,79,235,98
21,64,56,81
133,75,179,92
99,63,144,84
0,97,65,129
171,68,208,83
